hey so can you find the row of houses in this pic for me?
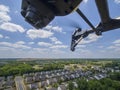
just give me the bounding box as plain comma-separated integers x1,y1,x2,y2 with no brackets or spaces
24,66,115,90
27,83,67,90
26,72,107,90
23,69,71,78
24,69,86,84
0,76,15,90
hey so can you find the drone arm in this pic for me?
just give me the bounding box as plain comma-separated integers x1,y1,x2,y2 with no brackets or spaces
95,0,111,23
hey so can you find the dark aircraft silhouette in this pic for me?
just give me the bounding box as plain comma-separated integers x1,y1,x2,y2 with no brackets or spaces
21,0,120,51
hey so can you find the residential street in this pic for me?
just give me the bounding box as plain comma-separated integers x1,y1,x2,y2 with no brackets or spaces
15,76,26,90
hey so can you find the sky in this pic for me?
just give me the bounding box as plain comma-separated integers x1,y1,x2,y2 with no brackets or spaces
0,0,120,58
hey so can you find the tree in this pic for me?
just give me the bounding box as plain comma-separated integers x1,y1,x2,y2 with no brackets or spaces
68,82,74,90
77,79,88,90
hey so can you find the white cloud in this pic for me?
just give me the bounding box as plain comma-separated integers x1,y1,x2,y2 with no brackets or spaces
50,37,62,44
114,0,120,4
116,17,120,19
0,22,25,33
0,5,9,12
108,39,120,51
0,34,3,38
80,34,101,44
45,25,66,34
77,45,86,48
5,36,10,39
0,4,11,23
52,26,62,32
27,29,53,39
0,41,31,49
38,42,52,47
45,25,62,32
28,42,35,45
50,45,68,49
16,41,25,45
113,39,120,44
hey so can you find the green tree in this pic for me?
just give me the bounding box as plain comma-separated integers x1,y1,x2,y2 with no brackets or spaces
68,82,74,90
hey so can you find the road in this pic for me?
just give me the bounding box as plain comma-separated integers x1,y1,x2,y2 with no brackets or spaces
15,76,26,90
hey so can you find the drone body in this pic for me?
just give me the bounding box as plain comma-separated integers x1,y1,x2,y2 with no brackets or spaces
21,0,82,29
21,0,120,51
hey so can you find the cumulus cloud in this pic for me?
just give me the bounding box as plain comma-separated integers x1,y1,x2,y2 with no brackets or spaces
50,45,68,49
28,42,35,45
50,37,62,44
0,41,31,49
108,39,120,51
0,5,25,34
80,34,102,44
26,29,54,39
5,36,10,39
45,25,62,32
0,4,11,23
113,39,120,44
16,41,25,45
45,25,66,34
77,45,86,48
0,22,25,33
0,34,3,38
38,42,52,47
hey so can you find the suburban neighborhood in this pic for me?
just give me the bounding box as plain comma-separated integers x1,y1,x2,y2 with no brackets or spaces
0,60,120,90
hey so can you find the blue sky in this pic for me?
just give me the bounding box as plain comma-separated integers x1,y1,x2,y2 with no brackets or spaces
0,0,120,58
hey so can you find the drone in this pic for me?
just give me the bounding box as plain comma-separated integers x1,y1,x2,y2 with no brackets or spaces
21,0,120,51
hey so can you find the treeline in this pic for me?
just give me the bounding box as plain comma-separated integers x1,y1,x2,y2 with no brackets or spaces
105,61,120,69
68,78,120,90
68,72,120,90
0,62,64,76
0,63,33,76
41,63,64,71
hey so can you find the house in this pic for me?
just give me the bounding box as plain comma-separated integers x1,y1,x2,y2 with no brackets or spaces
45,87,57,90
29,73,35,76
61,72,65,75
23,74,29,78
40,72,46,75
27,83,39,90
75,73,80,78
51,73,55,77
34,72,41,76
25,76,33,84
53,78,58,83
58,85,67,90
0,81,4,89
65,75,70,80
60,76,67,82
7,76,14,81
88,76,94,80
94,75,101,80
98,74,105,79
4,80,15,87
46,74,51,79
56,73,60,76
46,78,58,85
0,77,5,81
39,75,46,81
33,76,40,82
40,81,48,88
70,74,76,79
